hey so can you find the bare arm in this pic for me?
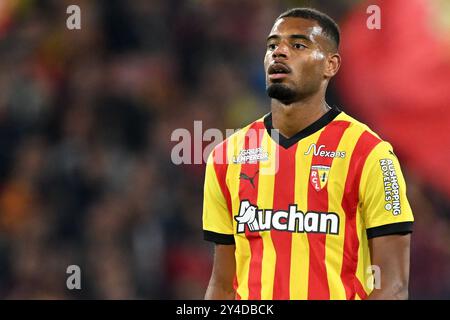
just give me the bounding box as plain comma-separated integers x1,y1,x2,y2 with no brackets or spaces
205,244,236,300
367,234,411,300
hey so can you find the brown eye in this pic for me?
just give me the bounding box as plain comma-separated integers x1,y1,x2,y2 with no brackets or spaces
293,43,306,49
267,44,276,50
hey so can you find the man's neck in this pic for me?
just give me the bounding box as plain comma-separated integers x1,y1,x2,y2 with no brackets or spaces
271,94,330,138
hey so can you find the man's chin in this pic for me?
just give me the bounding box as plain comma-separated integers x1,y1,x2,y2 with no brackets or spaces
266,83,298,105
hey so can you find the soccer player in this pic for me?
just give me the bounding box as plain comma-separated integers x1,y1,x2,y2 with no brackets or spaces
202,8,414,300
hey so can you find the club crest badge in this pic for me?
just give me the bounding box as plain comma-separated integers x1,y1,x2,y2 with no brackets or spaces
310,165,330,191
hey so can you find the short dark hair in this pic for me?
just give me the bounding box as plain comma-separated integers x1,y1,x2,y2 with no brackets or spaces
277,8,340,50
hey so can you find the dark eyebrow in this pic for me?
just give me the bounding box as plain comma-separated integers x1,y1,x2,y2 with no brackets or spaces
266,34,313,43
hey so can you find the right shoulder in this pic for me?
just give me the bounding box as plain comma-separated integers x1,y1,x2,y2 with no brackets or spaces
207,115,267,165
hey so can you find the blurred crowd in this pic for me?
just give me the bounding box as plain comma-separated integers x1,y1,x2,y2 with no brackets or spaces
0,0,449,299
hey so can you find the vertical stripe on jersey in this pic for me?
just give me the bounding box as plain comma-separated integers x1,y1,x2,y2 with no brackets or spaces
271,143,298,300
212,140,232,216
212,139,241,299
290,136,317,299
233,276,241,300
226,128,249,300
258,133,277,299
307,121,350,300
238,121,266,300
341,130,381,300
324,125,361,299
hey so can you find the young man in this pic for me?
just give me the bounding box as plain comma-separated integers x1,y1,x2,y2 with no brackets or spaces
202,8,414,300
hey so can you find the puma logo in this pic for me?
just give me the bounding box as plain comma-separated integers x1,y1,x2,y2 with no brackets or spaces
239,170,259,188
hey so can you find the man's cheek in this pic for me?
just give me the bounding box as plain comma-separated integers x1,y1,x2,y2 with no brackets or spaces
300,61,321,77
310,49,326,61
263,56,270,71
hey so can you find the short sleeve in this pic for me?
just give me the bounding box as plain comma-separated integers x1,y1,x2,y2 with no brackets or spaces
359,141,414,239
202,152,235,244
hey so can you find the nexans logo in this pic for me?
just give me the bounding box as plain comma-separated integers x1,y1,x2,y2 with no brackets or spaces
234,200,340,235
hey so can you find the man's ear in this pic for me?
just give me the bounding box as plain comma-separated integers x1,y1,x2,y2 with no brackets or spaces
324,53,341,78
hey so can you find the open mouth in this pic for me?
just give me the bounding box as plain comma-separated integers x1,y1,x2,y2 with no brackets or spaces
268,63,291,80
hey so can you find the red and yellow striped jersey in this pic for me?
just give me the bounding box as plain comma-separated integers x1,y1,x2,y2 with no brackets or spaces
202,108,414,300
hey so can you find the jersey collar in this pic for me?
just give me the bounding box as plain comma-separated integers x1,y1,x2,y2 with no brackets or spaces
263,107,341,149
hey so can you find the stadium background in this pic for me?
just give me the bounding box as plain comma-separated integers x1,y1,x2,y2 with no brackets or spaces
0,0,449,299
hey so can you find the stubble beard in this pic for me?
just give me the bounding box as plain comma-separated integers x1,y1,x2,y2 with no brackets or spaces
266,83,300,105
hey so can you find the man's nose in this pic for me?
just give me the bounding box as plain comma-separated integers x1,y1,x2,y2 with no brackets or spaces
272,42,289,59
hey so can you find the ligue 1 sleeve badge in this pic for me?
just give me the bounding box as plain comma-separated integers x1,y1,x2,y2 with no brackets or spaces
310,165,330,191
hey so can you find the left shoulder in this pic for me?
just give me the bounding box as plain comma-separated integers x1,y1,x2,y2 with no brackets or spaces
333,110,398,159
334,111,381,139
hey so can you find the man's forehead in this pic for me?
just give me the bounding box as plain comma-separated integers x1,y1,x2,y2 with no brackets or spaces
268,17,323,39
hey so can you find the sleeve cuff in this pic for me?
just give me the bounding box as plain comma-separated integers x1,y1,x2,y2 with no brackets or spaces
366,221,413,239
203,230,235,245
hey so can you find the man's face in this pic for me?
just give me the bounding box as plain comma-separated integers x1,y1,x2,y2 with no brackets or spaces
264,17,333,104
